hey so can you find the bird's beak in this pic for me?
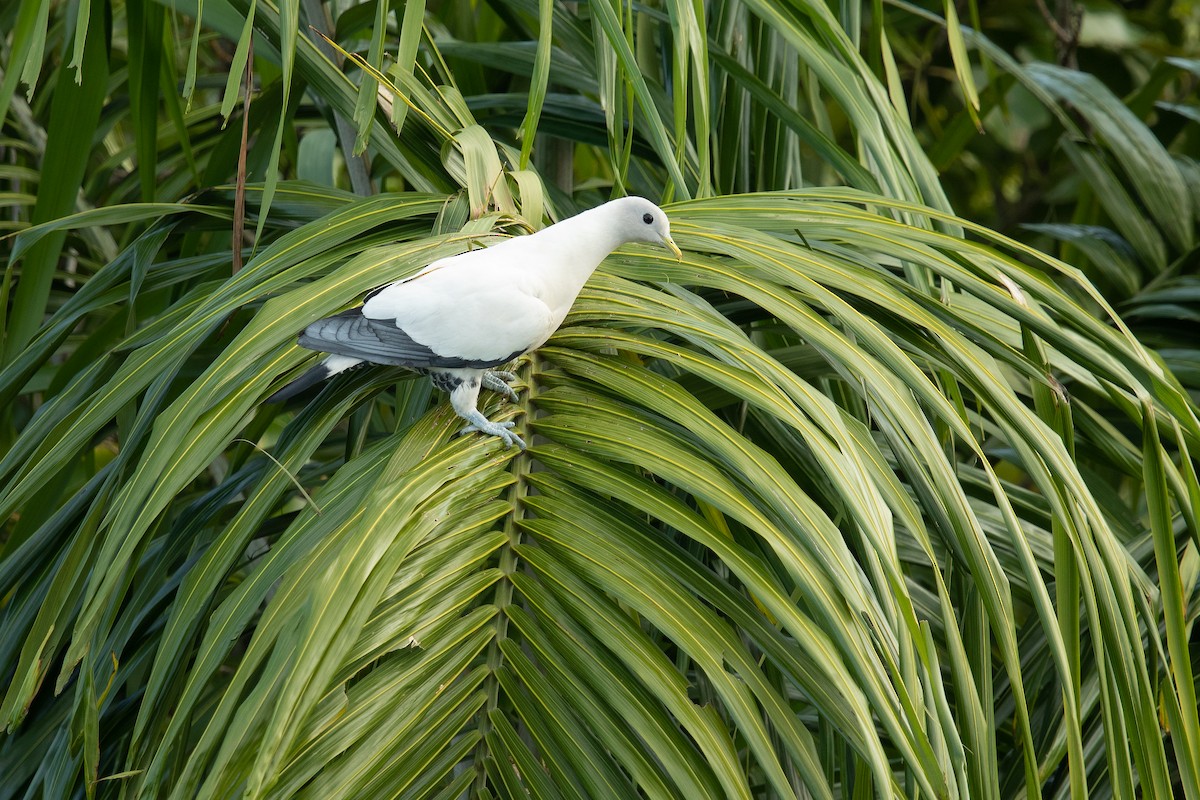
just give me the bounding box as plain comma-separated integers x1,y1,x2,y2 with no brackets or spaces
662,234,683,261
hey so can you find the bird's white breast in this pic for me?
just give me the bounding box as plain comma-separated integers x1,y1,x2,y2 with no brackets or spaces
363,245,557,363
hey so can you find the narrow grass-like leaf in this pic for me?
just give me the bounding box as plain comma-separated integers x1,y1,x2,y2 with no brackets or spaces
126,0,164,203
7,204,226,264
944,0,982,129
389,0,427,133
518,0,554,170
219,0,258,122
1028,63,1194,253
589,0,690,199
0,0,51,126
1143,402,1200,794
1060,139,1167,271
350,0,388,154
3,5,108,359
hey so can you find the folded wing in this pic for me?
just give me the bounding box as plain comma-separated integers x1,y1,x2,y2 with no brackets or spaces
298,308,525,369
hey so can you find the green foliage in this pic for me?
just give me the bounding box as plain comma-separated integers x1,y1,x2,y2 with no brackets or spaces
2,0,1199,798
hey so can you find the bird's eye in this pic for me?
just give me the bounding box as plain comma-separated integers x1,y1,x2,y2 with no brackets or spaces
642,213,654,225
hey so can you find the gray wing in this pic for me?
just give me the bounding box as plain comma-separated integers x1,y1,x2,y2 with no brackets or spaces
297,308,524,369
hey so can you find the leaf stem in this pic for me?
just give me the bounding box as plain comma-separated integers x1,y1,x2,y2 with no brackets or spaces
472,352,537,792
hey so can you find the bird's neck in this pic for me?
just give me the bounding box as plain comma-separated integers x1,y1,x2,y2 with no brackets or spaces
528,206,626,307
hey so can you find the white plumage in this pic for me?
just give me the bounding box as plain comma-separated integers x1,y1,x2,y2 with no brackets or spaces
269,196,681,449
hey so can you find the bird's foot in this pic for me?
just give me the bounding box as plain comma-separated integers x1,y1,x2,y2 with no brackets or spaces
459,410,526,450
482,370,520,402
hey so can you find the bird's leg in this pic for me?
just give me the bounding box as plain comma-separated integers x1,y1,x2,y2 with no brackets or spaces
448,374,526,450
481,370,519,402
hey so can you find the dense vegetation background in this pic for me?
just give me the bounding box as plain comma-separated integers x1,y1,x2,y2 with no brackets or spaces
2,0,1199,797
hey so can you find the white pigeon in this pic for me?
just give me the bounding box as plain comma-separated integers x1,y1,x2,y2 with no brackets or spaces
268,196,682,449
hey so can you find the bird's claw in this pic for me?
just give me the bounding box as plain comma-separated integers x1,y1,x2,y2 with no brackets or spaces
459,419,526,450
482,370,520,402
459,420,515,434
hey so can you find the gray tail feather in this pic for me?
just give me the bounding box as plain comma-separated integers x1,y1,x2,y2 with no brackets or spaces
265,363,334,403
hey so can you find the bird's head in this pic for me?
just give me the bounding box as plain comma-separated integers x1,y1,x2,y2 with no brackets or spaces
611,197,683,260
